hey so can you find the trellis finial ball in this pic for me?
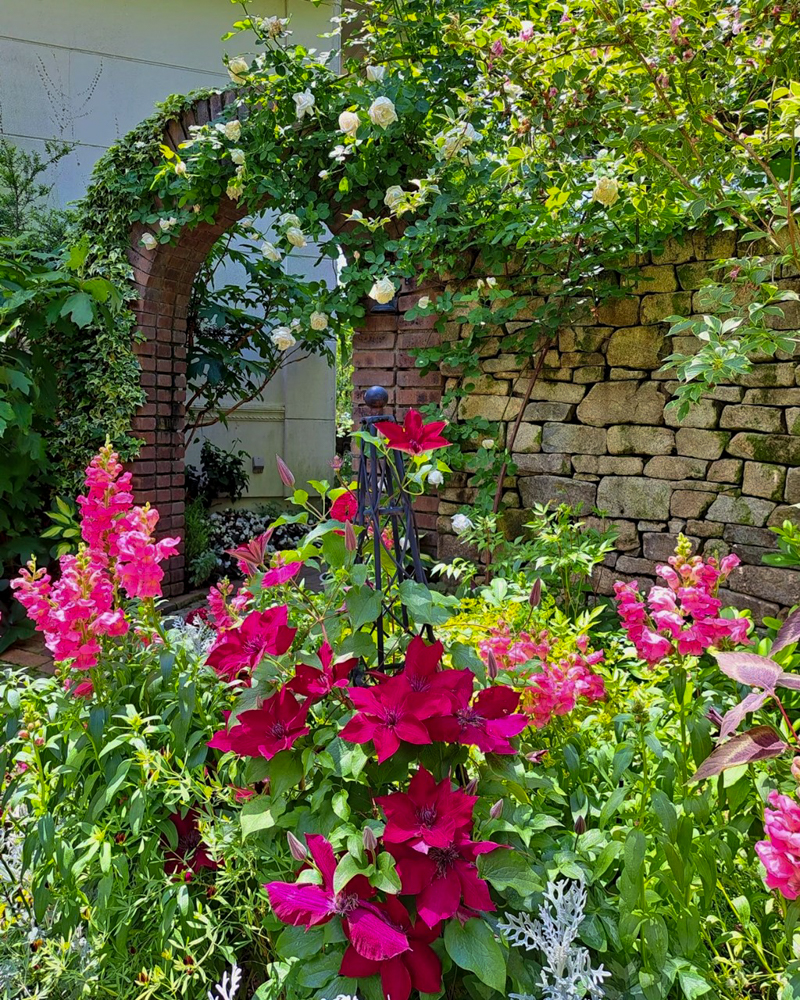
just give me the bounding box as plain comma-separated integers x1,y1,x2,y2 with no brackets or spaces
364,385,389,409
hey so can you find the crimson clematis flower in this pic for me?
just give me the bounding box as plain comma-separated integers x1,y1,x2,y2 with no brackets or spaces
398,636,474,706
261,561,303,588
205,606,296,682
330,490,358,523
427,682,529,754
207,686,308,759
226,530,274,575
339,896,442,1000
162,809,220,878
265,834,409,961
340,675,449,763
389,837,500,926
375,766,478,849
288,641,358,703
374,409,449,455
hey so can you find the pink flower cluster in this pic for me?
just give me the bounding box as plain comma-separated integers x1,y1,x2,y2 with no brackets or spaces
479,621,550,671
755,790,800,899
523,637,606,729
613,538,748,665
12,445,180,693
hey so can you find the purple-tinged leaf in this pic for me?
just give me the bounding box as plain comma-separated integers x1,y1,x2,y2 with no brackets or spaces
779,672,800,691
715,651,783,691
691,725,789,783
719,691,769,739
772,608,800,653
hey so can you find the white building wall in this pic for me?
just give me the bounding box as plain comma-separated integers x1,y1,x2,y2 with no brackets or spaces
0,0,337,500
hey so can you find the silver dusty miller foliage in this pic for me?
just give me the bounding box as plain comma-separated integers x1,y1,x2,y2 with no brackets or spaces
208,961,242,1000
499,879,610,1000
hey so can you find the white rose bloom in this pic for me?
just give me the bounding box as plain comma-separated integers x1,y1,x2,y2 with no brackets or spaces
482,438,495,449
226,180,242,201
271,326,297,351
451,514,474,535
262,241,282,262
230,148,246,165
503,81,524,101
369,276,396,304
141,233,158,250
158,217,177,232
338,110,360,138
417,296,431,309
286,226,307,248
175,161,187,176
592,176,620,207
279,213,302,229
436,122,481,160
368,96,398,129
227,56,250,83
223,120,242,142
428,469,444,486
293,89,316,120
310,311,329,331
366,64,386,82
384,185,405,211
486,276,497,287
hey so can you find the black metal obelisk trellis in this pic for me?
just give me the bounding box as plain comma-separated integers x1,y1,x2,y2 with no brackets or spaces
355,385,429,669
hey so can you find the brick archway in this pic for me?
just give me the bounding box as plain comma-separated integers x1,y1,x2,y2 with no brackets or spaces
124,91,443,595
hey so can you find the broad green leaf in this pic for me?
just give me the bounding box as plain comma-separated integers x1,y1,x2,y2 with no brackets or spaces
478,849,541,896
444,918,506,993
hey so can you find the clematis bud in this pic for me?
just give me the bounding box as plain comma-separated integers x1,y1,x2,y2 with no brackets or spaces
486,649,499,680
363,827,378,853
287,831,307,861
276,455,295,488
344,520,357,552
574,815,587,835
489,799,503,820
464,777,479,795
792,757,800,783
529,578,542,608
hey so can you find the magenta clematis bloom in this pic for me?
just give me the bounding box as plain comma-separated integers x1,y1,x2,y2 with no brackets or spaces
389,837,500,926
340,675,448,763
262,560,304,588
206,605,297,682
339,896,442,1000
208,686,308,760
330,490,358,523
374,409,449,455
398,636,473,705
162,809,220,878
266,834,409,961
288,642,358,703
375,766,478,849
426,681,529,754
756,791,800,899
226,530,274,575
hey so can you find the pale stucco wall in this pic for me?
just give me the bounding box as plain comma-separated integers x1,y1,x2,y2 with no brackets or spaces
0,0,338,500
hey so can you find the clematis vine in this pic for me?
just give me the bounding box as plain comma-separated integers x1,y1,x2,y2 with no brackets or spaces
265,834,409,961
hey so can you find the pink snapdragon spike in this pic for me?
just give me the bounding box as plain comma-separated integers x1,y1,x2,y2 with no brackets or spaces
207,686,309,759
12,444,179,695
523,651,606,730
206,579,251,630
613,535,748,666
479,621,550,671
265,834,410,961
756,791,800,899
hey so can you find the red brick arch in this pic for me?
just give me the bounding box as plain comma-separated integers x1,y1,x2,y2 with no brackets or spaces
125,91,443,595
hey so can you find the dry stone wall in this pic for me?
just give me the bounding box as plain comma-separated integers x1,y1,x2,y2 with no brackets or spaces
433,231,800,620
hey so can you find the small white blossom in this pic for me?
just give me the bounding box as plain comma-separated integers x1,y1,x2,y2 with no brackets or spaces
223,120,242,142
366,64,386,82
318,169,330,179
175,161,187,176
279,212,302,229
339,110,360,137
158,217,177,232
428,469,444,486
262,241,282,262
503,81,524,101
417,296,431,309
349,209,364,221
368,96,398,128
230,148,246,165
264,16,288,37
501,880,610,1000
369,276,396,304
592,176,620,208
227,56,250,84
482,438,495,449
141,233,158,250
451,514,474,534
310,311,329,331
227,179,243,200
293,89,316,120
435,122,481,159
486,276,497,287
271,326,297,351
285,226,307,248
384,185,406,211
